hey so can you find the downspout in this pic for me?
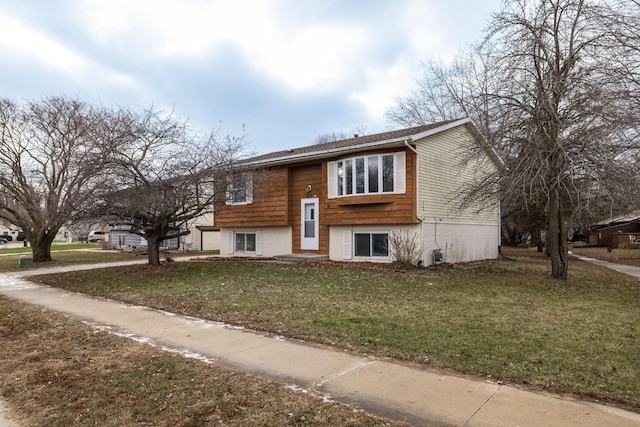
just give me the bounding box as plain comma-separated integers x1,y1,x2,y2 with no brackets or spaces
405,138,423,266
498,200,515,261
404,138,418,155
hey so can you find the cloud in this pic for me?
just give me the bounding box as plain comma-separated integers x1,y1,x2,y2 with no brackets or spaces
0,0,503,153
72,0,374,94
0,14,87,77
0,7,140,102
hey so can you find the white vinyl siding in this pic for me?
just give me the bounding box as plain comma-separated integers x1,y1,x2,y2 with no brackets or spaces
416,126,498,224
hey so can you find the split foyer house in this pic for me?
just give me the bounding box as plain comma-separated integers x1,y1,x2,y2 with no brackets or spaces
215,118,501,265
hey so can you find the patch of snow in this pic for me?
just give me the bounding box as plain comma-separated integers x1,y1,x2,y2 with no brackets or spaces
161,346,215,364
85,323,216,365
82,321,112,334
157,310,177,317
0,274,38,290
286,385,335,403
286,385,309,394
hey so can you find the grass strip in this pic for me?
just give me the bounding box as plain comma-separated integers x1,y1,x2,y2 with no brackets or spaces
0,296,405,426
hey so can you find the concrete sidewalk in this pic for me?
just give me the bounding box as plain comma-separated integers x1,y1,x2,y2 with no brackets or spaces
1,263,640,426
570,252,640,279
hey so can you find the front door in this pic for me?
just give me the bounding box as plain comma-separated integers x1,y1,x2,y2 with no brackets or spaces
301,198,319,250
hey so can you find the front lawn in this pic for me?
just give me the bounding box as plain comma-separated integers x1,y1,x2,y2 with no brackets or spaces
32,248,640,411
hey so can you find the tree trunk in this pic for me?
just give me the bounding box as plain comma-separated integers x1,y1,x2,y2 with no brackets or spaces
147,238,162,266
30,232,56,263
533,222,544,252
547,191,569,279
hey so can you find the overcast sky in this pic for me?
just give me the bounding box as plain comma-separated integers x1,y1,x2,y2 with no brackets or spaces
0,0,502,154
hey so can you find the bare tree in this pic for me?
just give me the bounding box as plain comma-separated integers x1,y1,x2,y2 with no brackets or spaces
0,96,114,262
313,125,368,145
388,0,640,279
485,0,640,278
100,106,247,266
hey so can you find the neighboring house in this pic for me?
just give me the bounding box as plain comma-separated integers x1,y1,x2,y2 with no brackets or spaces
215,118,501,265
108,212,221,252
109,225,179,250
184,212,221,251
2,220,72,243
0,224,24,242
588,210,640,248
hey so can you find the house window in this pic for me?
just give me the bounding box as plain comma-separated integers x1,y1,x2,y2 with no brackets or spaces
336,154,395,196
354,232,389,257
227,173,253,205
235,232,256,252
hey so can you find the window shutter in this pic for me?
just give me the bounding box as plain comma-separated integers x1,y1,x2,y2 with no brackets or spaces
255,231,263,255
225,175,232,205
395,152,406,194
246,176,254,204
327,161,336,199
227,231,234,254
391,229,401,261
343,230,352,260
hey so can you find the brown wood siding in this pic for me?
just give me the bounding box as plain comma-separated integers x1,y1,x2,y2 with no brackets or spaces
215,148,417,250
214,168,289,227
324,148,417,225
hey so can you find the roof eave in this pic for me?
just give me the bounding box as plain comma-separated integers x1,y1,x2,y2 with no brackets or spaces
245,118,471,167
243,139,407,167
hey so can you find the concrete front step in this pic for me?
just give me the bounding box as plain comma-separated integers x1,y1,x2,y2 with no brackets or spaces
273,254,330,263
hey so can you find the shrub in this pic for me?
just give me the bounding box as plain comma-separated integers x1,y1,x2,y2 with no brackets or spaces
387,230,423,269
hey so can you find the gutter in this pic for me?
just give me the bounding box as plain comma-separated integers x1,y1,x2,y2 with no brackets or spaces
243,138,409,167
244,118,470,167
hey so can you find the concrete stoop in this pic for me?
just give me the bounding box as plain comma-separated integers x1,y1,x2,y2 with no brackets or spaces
273,253,330,263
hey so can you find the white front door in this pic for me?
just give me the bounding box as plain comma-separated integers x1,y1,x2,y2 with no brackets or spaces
301,198,319,250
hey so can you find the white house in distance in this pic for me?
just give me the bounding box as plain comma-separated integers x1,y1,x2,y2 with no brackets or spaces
214,118,501,265
108,212,220,252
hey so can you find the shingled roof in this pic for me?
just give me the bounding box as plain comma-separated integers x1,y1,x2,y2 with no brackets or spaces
595,209,640,227
244,118,467,166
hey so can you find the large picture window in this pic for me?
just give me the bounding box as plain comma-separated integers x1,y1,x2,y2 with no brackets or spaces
336,154,395,196
354,232,389,257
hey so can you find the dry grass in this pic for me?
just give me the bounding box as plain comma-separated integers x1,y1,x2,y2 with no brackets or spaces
0,250,131,272
0,296,406,426
30,248,640,412
570,245,640,267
